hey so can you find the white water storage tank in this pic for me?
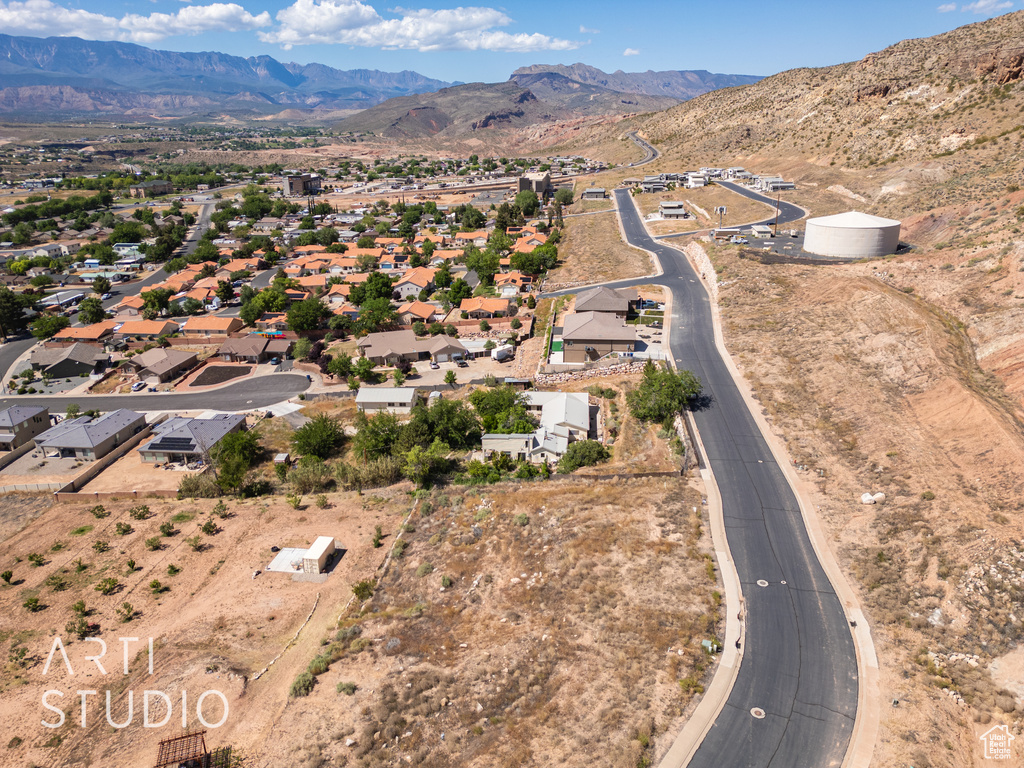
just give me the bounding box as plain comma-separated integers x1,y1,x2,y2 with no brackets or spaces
803,211,901,258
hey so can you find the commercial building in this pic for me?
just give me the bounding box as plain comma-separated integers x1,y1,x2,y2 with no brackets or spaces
129,180,173,198
282,173,322,196
518,172,551,197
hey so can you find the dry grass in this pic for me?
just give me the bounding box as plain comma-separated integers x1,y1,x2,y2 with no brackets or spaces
548,202,652,286
302,476,719,767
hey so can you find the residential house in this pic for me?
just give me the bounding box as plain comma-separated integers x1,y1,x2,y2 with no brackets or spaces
126,348,198,382
357,330,467,365
355,387,422,415
217,336,292,364
494,271,532,294
51,320,118,346
115,320,179,340
0,406,50,451
394,267,436,300
182,316,243,339
460,297,510,319
112,295,145,317
35,409,146,460
561,311,636,363
573,286,636,318
29,343,108,377
255,313,289,332
396,301,438,325
581,187,605,200
452,230,489,248
138,414,246,463
658,201,689,220
481,431,566,464
523,392,591,440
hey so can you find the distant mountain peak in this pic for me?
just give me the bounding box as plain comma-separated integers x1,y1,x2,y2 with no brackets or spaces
511,63,762,101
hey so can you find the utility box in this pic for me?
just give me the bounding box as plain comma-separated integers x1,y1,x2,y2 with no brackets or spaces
302,536,336,574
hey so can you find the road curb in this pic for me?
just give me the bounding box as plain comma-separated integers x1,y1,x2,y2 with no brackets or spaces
680,241,880,768
657,412,745,768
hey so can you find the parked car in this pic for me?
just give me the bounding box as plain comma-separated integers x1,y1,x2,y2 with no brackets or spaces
269,357,280,365
131,381,146,392
101,292,112,300
429,361,440,369
455,359,468,368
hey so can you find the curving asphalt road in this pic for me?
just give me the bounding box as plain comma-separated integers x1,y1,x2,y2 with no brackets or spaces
0,373,310,413
625,131,659,166
580,190,860,767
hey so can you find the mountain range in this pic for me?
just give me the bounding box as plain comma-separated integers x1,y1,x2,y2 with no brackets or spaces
0,35,761,125
0,34,452,118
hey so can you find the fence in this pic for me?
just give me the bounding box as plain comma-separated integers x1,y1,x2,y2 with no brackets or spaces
51,415,168,500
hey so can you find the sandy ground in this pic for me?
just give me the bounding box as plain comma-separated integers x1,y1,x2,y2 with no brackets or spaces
0,490,410,768
76,451,203,494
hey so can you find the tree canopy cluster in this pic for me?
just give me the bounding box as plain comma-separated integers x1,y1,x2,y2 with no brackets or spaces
626,361,702,426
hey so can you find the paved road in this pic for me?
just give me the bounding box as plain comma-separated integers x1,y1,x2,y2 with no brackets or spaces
625,131,659,166
600,189,859,767
654,181,806,241
0,373,310,413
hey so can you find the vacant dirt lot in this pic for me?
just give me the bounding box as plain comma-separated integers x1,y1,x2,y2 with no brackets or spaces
547,206,653,287
76,451,203,494
703,242,1024,768
0,490,410,768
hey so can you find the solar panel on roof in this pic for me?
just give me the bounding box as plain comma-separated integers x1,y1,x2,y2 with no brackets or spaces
149,437,197,450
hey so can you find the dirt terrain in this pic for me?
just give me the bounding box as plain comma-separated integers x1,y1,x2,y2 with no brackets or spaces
699,240,1024,767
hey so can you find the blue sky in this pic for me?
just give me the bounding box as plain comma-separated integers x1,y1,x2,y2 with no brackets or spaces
0,0,1017,82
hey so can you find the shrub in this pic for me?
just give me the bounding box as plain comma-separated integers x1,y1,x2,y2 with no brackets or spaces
115,522,133,536
416,562,434,577
159,522,176,537
394,539,408,558
45,573,68,591
92,540,109,553
513,513,529,527
128,505,151,520
372,525,383,548
290,672,315,698
116,602,134,623
71,600,87,616
352,580,375,601
557,440,611,473
1,570,12,584
315,494,329,509
289,457,333,494
126,559,136,573
441,575,452,588
144,537,162,551
337,681,358,695
27,553,44,567
95,578,119,595
149,579,166,594
178,473,223,499
334,456,403,490
199,519,218,536
167,564,181,576
286,495,302,510
89,505,109,518
23,597,42,612
921,491,936,501
307,653,331,676
185,535,203,552
66,617,89,639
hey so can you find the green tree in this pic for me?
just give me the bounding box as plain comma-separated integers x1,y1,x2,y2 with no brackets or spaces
354,356,377,383
358,297,397,332
626,362,702,425
141,288,174,316
287,295,330,332
215,280,235,305
557,440,610,473
514,190,540,217
447,278,473,305
554,187,574,206
77,297,107,325
327,353,352,379
402,439,450,488
292,414,345,459
182,297,204,315
348,271,394,306
210,430,262,492
30,314,70,340
0,287,33,337
353,411,403,460
469,384,535,433
444,370,456,387
92,276,111,295
11,221,34,246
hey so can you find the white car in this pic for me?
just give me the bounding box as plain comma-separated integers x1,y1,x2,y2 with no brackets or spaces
131,381,147,392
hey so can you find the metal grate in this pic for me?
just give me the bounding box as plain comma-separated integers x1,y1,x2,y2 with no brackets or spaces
154,730,206,767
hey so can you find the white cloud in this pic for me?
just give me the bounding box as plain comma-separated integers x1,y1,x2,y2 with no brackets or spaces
0,0,270,43
960,0,1013,11
580,24,599,33
623,47,640,56
258,0,582,51
937,2,957,10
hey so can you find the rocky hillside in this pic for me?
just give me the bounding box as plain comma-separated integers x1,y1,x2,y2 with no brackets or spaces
509,71,679,113
636,11,1024,220
0,34,450,118
512,63,762,100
